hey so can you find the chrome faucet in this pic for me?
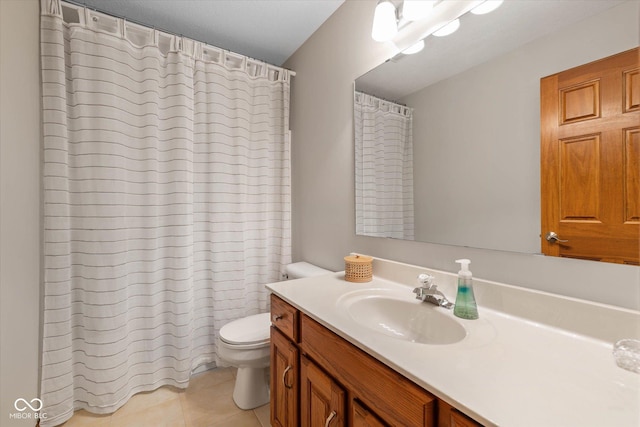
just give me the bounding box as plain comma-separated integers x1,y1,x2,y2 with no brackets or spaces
412,274,454,309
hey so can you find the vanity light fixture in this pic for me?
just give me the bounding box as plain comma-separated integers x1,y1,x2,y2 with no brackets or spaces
371,0,485,44
433,18,460,37
372,0,398,42
470,0,503,15
402,39,425,54
402,0,436,21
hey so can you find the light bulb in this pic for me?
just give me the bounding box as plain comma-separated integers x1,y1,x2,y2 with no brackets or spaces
372,1,398,42
402,39,425,55
402,0,435,21
470,0,503,15
433,19,460,37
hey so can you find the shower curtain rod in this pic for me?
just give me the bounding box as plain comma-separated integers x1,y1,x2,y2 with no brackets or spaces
59,0,296,76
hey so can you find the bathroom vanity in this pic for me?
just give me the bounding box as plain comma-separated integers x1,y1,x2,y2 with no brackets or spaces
267,257,640,426
270,294,449,426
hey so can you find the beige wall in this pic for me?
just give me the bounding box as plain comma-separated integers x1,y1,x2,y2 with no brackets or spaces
284,0,640,310
1,0,42,425
0,3,637,424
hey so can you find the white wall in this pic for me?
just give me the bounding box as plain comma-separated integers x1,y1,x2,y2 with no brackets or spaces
404,1,638,253
1,0,42,425
284,0,640,310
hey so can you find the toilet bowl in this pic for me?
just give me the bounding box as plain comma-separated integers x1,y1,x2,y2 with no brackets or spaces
216,262,332,410
217,313,272,409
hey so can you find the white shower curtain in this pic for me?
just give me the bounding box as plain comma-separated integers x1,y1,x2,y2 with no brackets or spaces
40,1,291,425
354,91,414,240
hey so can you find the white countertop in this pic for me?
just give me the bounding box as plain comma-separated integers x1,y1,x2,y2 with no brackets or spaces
266,258,640,427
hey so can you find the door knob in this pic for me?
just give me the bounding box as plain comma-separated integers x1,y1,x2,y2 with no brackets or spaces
545,231,568,243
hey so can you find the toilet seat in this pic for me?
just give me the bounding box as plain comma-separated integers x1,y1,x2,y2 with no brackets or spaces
219,312,270,346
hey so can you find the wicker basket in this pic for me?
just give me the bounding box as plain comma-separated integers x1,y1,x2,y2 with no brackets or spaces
344,255,373,283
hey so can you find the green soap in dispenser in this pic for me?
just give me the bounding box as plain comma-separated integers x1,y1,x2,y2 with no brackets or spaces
453,259,479,319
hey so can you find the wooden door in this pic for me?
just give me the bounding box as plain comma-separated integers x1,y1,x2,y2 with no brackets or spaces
271,327,299,427
300,355,345,427
541,47,640,264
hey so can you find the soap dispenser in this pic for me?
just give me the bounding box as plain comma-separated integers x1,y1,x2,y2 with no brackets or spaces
453,259,479,319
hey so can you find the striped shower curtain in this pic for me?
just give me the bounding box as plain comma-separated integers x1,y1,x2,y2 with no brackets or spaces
40,1,291,425
354,91,414,240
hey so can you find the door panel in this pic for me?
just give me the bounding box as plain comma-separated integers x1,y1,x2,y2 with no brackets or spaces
559,133,600,220
560,79,600,124
625,127,640,222
624,69,640,112
541,47,640,264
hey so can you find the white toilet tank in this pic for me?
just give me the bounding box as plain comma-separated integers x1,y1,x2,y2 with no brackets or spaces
285,261,332,280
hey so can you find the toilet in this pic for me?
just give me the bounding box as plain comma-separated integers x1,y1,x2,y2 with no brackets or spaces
217,262,332,410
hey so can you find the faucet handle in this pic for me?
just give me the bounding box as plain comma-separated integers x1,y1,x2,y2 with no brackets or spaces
417,273,434,287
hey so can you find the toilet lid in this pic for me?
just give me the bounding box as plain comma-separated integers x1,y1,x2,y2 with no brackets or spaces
219,312,271,345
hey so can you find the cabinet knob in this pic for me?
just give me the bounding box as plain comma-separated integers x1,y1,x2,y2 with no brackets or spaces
282,365,293,389
325,410,336,427
272,314,283,322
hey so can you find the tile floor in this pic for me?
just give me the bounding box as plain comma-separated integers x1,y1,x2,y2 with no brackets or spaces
60,368,270,427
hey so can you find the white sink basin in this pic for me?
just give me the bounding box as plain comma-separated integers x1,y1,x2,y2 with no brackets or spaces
338,290,467,345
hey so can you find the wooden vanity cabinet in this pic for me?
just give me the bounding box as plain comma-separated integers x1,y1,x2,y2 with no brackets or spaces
270,294,483,427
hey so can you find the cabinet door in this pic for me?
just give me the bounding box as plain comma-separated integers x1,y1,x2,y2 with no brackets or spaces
271,327,299,427
352,400,388,427
300,355,345,427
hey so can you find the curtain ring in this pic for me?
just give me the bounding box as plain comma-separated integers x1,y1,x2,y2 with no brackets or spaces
84,6,92,27
46,0,63,16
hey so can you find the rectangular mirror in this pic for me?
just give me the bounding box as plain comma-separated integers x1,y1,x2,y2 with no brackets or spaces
354,0,638,255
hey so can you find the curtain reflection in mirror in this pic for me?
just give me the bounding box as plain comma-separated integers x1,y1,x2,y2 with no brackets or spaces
354,92,414,240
